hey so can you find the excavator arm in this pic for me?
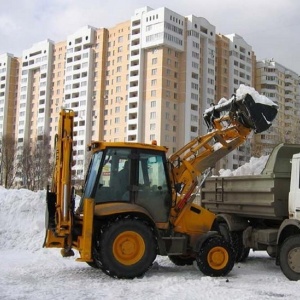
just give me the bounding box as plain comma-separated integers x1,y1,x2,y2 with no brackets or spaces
43,109,75,251
169,90,278,215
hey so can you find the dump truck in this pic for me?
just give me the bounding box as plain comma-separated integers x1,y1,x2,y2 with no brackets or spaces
201,143,300,281
43,87,278,279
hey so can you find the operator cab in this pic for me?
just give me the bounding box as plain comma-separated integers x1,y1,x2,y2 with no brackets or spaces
79,146,172,222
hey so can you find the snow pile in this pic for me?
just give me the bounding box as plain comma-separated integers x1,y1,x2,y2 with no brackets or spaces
236,84,278,107
1,186,300,299
219,155,269,177
0,187,46,252
214,84,278,109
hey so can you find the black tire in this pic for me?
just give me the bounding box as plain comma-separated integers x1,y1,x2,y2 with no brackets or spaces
168,255,195,266
279,235,300,281
235,231,250,262
238,246,250,262
219,223,249,262
94,219,157,279
196,235,235,277
219,223,231,241
266,249,276,259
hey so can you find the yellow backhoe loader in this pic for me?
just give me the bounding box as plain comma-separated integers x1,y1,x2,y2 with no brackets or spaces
44,90,277,278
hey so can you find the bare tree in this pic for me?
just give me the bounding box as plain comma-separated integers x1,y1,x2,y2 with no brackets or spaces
32,135,52,190
18,141,35,190
17,135,53,191
0,135,17,188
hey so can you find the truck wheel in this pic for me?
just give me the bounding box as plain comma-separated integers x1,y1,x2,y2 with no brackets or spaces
219,223,249,262
196,235,235,277
95,219,157,279
168,255,195,266
279,235,300,281
238,245,250,262
235,231,250,262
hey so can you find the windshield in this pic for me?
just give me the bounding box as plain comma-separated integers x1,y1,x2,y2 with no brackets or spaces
83,151,103,198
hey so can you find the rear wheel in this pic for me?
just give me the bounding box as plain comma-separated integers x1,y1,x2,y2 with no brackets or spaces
197,235,235,277
235,231,250,262
168,255,195,266
93,219,157,279
279,235,300,281
219,223,249,262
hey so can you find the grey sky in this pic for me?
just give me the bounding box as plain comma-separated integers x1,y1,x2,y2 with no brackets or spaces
0,0,299,73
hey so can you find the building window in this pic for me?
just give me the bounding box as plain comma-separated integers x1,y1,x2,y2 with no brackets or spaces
150,112,156,119
151,68,157,75
151,79,157,86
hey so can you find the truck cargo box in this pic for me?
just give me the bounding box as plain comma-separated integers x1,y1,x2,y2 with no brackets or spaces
201,144,300,220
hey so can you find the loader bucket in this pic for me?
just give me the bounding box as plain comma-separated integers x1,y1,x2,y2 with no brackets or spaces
235,94,278,133
204,93,278,133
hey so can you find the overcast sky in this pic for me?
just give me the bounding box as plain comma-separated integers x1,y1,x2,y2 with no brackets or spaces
0,0,299,73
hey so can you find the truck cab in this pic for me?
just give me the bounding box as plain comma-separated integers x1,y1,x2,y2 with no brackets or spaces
288,152,300,220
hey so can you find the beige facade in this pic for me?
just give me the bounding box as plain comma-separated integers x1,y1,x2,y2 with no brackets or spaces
49,41,66,146
0,53,19,138
215,35,230,101
102,22,130,143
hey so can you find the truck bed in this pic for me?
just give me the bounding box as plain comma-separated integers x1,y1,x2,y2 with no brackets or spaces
201,143,300,220
201,174,290,220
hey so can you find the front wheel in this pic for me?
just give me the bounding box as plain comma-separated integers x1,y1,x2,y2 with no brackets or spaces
94,219,157,279
279,235,300,281
197,235,235,277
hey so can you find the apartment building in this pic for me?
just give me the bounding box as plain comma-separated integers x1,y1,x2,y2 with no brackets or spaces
16,40,54,146
126,6,216,153
254,59,300,155
215,34,256,170
1,6,299,185
0,53,19,138
50,6,216,179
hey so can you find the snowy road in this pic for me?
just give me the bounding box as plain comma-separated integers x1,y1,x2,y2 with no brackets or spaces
1,188,299,299
1,249,299,300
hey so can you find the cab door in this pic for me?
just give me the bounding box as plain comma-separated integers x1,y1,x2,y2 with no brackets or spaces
134,151,172,222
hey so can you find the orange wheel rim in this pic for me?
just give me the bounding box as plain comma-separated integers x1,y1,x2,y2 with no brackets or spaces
207,246,229,270
113,231,145,265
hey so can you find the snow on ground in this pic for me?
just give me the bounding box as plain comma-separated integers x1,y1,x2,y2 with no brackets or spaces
1,186,300,300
